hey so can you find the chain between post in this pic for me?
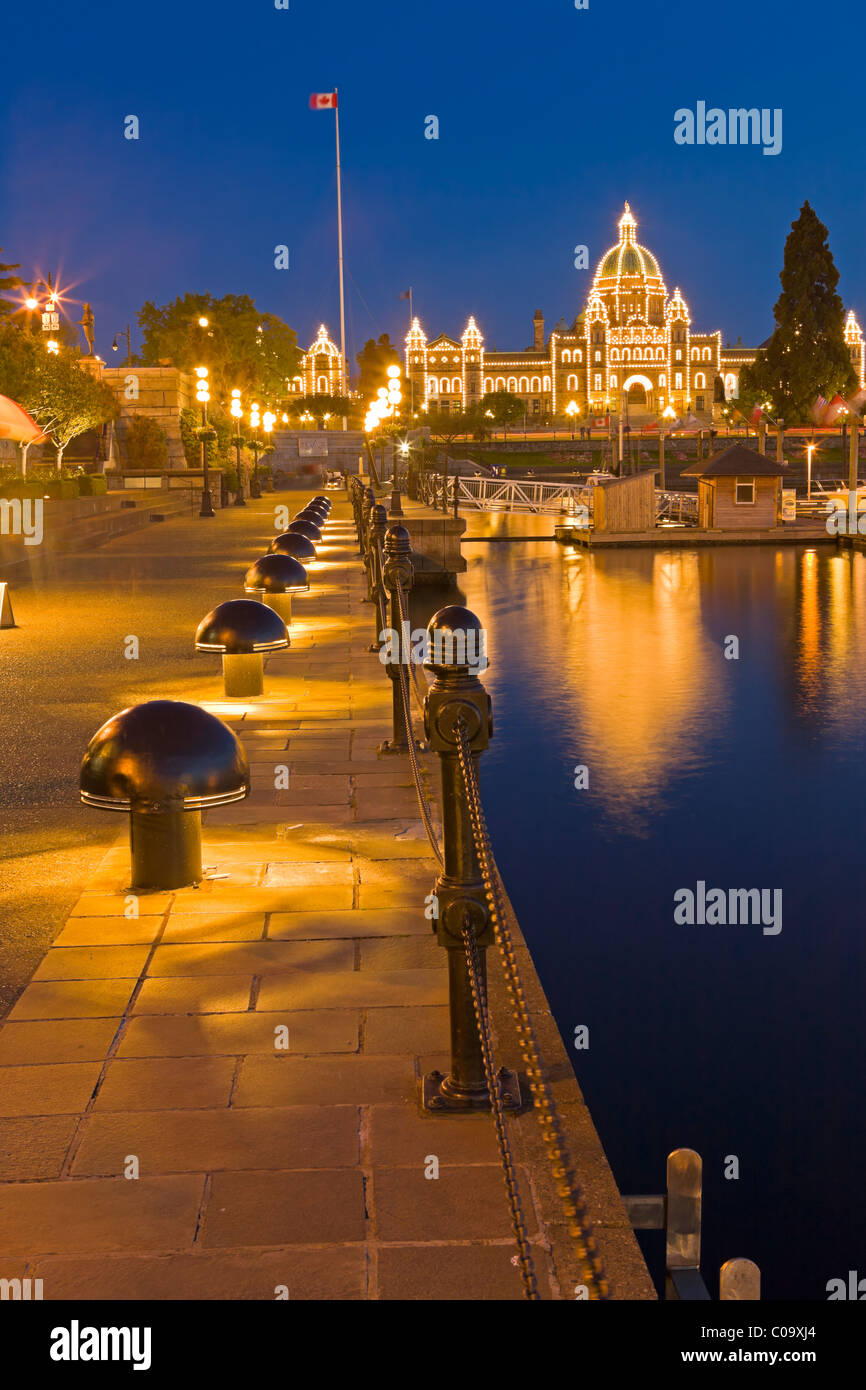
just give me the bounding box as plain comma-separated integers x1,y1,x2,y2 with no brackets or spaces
453,718,611,1302
461,914,539,1301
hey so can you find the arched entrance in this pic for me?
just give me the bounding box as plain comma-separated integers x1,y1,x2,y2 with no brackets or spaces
623,373,653,406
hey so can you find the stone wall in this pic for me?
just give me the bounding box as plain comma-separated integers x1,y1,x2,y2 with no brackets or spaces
101,365,195,469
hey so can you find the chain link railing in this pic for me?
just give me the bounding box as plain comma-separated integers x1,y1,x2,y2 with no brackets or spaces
350,476,609,1300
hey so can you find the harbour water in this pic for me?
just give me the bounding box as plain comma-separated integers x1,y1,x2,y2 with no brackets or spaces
415,511,866,1300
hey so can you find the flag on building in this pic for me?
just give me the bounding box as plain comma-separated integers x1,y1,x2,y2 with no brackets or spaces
399,290,411,300
310,92,337,109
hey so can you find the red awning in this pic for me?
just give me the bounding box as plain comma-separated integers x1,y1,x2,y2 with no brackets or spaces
0,394,47,444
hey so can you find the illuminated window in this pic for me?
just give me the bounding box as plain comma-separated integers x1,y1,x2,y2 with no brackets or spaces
610,374,618,388
575,350,582,363
703,348,711,360
675,372,683,389
562,350,571,364
675,349,682,361
567,374,578,389
594,373,602,391
594,351,601,363
542,376,550,391
530,377,541,392
691,348,699,360
659,373,666,386
317,375,327,392
611,349,619,362
695,373,706,388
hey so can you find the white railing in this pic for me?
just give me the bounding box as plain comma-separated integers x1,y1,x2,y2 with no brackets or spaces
656,491,698,524
418,469,600,515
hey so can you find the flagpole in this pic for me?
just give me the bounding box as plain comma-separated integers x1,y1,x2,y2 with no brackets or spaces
334,90,348,429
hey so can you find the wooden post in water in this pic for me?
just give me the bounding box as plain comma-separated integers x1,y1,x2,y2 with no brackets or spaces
720,1258,761,1301
665,1148,708,1300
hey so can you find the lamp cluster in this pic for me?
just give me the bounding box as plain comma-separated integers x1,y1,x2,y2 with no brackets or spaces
364,364,402,433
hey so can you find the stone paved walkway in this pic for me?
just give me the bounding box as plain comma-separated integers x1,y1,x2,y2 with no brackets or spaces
0,497,654,1300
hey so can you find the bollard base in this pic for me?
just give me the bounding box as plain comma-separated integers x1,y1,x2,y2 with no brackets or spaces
129,809,202,890
223,652,264,698
422,1067,521,1113
263,593,292,625
378,737,422,756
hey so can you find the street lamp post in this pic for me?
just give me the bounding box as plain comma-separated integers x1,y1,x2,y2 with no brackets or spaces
262,411,275,491
565,400,578,439
111,326,132,365
195,366,216,518
249,403,262,499
231,389,246,507
806,440,815,503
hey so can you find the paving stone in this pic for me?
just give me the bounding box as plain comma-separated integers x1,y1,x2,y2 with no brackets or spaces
146,939,354,977
0,1018,121,1066
0,1175,206,1256
377,1243,527,1301
0,1116,79,1180
201,1169,366,1247
234,1055,415,1107
268,908,428,939
93,1056,237,1111
69,895,172,918
161,912,268,943
257,969,447,1012
372,1165,537,1242
29,1248,367,1300
72,1104,359,1176
358,885,434,910
0,1062,103,1117
260,861,353,887
52,918,163,948
115,1010,359,1058
132,977,252,1015
8,981,137,1021
359,938,441,971
364,1005,450,1054
32,946,151,981
368,1103,501,1165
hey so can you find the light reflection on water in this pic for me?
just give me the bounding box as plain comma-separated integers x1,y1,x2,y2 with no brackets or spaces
418,513,866,1299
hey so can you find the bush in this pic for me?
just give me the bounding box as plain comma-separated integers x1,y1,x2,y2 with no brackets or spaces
79,474,108,496
125,416,169,470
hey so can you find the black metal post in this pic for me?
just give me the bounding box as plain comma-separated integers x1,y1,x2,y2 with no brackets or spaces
233,424,246,507
421,606,519,1113
379,525,414,755
250,437,262,499
198,408,216,518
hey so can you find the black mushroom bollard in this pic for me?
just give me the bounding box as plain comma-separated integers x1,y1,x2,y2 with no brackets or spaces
244,552,309,625
269,530,316,562
195,598,288,698
287,515,322,542
379,524,414,754
79,700,250,890
421,606,520,1112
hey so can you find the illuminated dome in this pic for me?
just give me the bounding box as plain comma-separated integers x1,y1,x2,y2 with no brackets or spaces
591,203,667,326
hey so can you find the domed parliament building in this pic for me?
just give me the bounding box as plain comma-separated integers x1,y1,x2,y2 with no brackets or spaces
402,203,865,423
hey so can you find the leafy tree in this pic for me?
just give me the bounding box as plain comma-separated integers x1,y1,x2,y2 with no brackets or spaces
124,415,169,469
0,250,22,319
294,393,352,424
425,410,474,447
0,321,40,399
356,333,400,397
477,389,525,438
137,293,302,403
740,202,856,423
21,352,118,469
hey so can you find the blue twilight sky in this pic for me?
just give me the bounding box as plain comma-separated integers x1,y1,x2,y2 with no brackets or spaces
1,0,863,366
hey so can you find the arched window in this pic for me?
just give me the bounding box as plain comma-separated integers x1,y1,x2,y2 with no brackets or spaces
567,374,578,390
530,377,541,392
611,349,620,362
657,348,664,361
495,377,505,391
317,375,327,393
575,349,582,363
623,349,631,362
691,348,699,360
562,349,571,364
452,377,462,393
542,376,550,391
610,374,618,388
519,377,529,392
659,373,666,386
695,372,706,388
483,377,493,392
703,348,711,360
507,377,517,392
725,372,738,400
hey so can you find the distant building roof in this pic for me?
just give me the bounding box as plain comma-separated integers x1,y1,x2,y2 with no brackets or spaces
681,443,788,477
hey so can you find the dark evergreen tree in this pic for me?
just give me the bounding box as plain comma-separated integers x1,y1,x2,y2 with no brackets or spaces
740,202,855,422
0,249,22,318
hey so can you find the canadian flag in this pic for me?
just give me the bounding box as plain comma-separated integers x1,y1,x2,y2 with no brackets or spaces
310,92,337,110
